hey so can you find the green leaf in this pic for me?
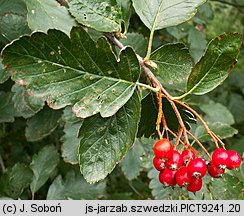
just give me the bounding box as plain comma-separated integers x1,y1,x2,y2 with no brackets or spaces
2,27,140,118
116,0,132,33
228,93,244,124
138,93,196,138
187,32,242,95
0,58,9,83
120,139,145,180
0,163,33,199
188,26,207,63
151,43,192,91
137,92,157,138
47,171,106,200
11,84,45,119
61,107,83,164
209,173,244,199
0,91,15,123
25,0,75,35
139,137,155,169
231,138,244,156
240,160,244,182
195,122,238,142
79,92,141,183
25,107,62,142
166,23,191,40
132,0,206,30
69,0,122,32
120,32,147,57
0,0,30,45
30,145,60,195
200,100,235,125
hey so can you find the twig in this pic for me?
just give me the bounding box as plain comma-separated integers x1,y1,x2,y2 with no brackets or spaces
105,32,220,158
0,154,6,173
56,0,69,7
174,127,183,149
174,100,220,148
128,181,143,198
186,131,212,159
161,101,169,138
156,91,163,138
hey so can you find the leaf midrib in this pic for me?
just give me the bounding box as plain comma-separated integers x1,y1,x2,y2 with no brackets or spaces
150,0,165,31
6,51,136,86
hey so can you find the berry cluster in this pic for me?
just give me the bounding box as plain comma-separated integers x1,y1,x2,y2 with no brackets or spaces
208,148,242,178
153,138,242,193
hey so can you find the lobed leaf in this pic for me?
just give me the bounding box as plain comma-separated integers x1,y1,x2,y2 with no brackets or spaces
61,106,83,165
0,163,33,199
78,92,141,183
30,145,60,195
132,0,206,30
0,0,31,47
47,171,106,200
2,27,140,119
187,32,242,95
120,139,145,180
69,0,122,32
209,173,244,200
25,0,76,34
11,84,45,119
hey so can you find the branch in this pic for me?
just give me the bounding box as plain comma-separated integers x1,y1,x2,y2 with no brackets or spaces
105,32,224,157
56,0,69,7
174,100,219,148
0,154,6,173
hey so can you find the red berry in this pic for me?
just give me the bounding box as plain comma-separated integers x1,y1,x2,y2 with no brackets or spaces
187,158,207,178
159,168,177,187
187,178,202,192
153,157,165,171
176,166,191,187
165,150,183,170
154,138,173,160
208,161,225,178
212,148,228,169
227,150,242,169
181,149,196,165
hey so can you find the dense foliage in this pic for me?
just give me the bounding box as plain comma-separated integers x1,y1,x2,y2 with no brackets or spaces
0,0,244,200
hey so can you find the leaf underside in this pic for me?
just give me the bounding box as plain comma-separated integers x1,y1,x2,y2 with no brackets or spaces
2,27,140,119
30,145,60,194
132,0,206,30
